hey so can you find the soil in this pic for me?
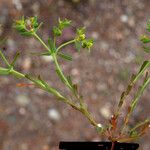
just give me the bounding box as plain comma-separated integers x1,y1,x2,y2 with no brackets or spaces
0,0,150,150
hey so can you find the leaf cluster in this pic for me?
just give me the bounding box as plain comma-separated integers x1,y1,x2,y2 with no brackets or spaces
14,16,41,36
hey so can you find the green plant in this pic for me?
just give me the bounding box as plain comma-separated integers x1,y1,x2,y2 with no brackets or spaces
0,16,149,145
141,19,150,53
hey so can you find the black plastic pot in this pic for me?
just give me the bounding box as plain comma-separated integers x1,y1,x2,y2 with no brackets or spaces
59,142,139,150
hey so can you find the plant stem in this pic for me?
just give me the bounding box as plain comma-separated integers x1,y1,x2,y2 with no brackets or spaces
56,39,76,52
121,76,150,134
115,61,150,117
0,50,10,67
10,69,25,78
52,53,72,89
33,33,51,52
33,33,99,128
129,119,150,133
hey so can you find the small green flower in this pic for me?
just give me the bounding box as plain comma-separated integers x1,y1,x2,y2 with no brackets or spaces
53,26,62,37
76,27,86,41
14,16,40,36
53,18,71,37
82,39,94,50
58,18,72,30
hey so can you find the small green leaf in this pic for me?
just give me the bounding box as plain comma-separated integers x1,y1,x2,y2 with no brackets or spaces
11,52,20,67
67,75,73,86
126,84,133,95
30,51,51,56
138,61,150,74
53,26,62,37
76,27,86,36
58,18,72,30
130,74,136,83
48,38,56,52
130,131,138,137
140,35,150,43
73,84,78,94
75,41,82,52
58,52,72,61
56,69,66,83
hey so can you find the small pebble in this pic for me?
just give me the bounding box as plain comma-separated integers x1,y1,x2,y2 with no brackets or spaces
19,107,26,115
120,14,128,23
12,0,22,11
7,39,16,51
100,41,109,50
71,68,79,76
22,57,32,71
48,108,60,121
91,31,99,40
16,95,30,107
41,56,53,63
96,83,107,91
99,104,111,119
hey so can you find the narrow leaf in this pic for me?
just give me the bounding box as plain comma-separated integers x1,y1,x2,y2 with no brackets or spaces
48,38,56,52
58,52,72,61
67,76,73,86
56,69,66,83
130,119,150,133
30,51,51,56
75,41,82,52
11,52,20,67
138,61,150,75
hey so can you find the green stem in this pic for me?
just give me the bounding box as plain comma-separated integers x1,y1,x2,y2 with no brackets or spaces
56,39,76,52
121,76,150,134
116,61,150,117
130,119,150,133
0,51,10,67
10,69,25,78
34,33,72,89
33,33,51,52
33,33,98,128
52,53,72,89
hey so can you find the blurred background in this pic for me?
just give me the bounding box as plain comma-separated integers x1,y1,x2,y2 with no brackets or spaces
0,0,149,150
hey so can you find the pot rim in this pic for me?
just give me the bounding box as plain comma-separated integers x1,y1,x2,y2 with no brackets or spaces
59,141,139,149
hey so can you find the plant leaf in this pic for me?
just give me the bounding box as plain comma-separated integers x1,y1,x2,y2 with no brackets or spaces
30,51,51,56
56,69,66,83
48,38,56,52
75,41,82,52
138,61,150,74
58,52,72,61
11,52,20,67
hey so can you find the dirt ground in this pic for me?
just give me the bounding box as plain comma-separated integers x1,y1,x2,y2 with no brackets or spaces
0,0,150,150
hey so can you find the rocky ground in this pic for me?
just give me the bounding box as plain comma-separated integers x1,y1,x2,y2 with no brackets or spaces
0,0,150,150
